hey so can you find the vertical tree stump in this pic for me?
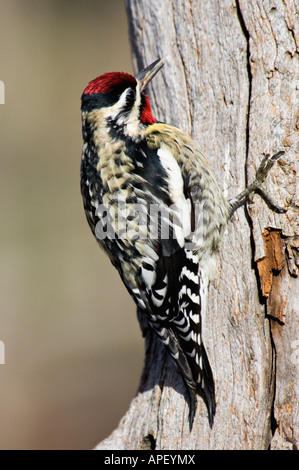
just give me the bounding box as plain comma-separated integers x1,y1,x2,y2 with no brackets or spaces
95,0,298,450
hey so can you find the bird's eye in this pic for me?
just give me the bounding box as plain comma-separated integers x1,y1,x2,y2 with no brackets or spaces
126,88,136,105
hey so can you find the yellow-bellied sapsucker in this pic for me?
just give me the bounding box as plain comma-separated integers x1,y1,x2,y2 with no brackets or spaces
80,59,285,429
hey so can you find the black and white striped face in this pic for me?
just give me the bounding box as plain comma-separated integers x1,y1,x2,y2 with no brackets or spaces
102,83,149,138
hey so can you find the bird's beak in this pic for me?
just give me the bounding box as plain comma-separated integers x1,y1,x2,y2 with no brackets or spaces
135,58,165,93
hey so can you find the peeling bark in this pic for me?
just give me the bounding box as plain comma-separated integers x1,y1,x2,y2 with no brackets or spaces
95,0,299,450
257,228,284,299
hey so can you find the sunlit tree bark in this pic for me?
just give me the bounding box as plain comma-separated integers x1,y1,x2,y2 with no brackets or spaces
96,0,299,450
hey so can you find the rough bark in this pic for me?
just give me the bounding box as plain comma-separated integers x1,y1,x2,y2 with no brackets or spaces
95,0,299,450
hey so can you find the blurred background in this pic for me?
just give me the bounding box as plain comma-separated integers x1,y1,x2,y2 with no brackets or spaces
0,0,144,449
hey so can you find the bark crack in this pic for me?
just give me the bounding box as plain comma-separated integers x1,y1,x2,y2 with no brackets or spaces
235,0,278,450
235,0,252,174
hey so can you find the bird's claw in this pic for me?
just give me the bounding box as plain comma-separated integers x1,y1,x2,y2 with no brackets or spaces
255,151,285,184
229,151,287,215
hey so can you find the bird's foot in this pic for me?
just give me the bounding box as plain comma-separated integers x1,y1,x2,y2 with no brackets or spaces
229,151,287,216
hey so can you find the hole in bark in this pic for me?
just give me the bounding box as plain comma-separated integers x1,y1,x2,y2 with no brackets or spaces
140,433,156,450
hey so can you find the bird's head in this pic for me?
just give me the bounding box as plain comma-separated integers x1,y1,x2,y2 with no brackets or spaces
81,59,164,139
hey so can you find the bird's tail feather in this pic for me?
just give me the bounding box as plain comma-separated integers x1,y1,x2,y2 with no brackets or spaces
151,321,215,429
197,344,216,428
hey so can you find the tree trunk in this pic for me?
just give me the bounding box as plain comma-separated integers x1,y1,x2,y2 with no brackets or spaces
95,0,299,450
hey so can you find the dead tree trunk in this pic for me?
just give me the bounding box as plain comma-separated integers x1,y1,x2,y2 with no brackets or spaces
96,0,299,450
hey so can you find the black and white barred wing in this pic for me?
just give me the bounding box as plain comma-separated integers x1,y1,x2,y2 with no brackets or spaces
130,142,216,426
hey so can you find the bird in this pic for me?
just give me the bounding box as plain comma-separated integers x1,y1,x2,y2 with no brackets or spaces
80,58,285,429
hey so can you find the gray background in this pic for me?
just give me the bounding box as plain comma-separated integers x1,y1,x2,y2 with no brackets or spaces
0,0,144,449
